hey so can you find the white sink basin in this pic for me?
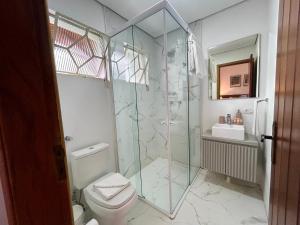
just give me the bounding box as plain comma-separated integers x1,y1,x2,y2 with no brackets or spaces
212,123,245,140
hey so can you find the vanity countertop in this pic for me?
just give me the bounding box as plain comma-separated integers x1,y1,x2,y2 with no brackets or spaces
202,129,259,147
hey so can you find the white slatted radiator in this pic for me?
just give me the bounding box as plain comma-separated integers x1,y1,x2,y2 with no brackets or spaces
201,136,258,183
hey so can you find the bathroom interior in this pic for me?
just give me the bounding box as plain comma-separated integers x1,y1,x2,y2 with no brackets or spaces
47,0,279,224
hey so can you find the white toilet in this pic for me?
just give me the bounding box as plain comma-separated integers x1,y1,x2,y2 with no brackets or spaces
71,143,137,225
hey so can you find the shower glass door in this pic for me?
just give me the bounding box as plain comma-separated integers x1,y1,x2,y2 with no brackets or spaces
110,26,142,197
188,33,202,183
165,10,190,213
133,10,170,213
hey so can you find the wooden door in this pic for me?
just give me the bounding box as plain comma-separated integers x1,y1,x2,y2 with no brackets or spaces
269,0,300,224
0,0,73,224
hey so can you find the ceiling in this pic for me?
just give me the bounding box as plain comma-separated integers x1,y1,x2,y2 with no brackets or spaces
97,0,247,24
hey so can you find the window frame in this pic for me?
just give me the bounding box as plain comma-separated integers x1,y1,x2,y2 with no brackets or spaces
49,10,110,80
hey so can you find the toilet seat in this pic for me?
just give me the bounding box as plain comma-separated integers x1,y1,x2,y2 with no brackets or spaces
84,173,136,209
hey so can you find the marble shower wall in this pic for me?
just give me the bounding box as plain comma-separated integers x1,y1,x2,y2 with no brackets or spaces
155,28,202,169
165,29,190,166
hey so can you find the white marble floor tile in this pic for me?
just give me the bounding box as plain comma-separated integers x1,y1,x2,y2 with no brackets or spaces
127,169,267,225
130,157,192,212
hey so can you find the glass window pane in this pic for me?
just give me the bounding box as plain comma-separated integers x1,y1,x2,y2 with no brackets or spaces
69,37,92,66
53,47,77,73
78,57,102,77
55,18,85,48
88,31,106,57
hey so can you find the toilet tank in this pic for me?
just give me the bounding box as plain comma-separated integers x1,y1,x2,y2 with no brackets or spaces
71,143,110,190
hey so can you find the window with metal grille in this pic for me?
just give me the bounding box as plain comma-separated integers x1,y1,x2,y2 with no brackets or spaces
49,10,109,79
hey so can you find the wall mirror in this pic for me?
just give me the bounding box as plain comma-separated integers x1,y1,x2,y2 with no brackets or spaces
208,34,260,100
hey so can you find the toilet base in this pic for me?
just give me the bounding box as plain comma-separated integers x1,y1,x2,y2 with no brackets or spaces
85,193,138,225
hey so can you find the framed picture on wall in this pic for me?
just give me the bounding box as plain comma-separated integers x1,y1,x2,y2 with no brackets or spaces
230,75,241,87
243,74,249,86
217,57,254,99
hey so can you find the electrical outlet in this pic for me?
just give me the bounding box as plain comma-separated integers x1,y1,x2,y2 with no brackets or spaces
243,108,254,114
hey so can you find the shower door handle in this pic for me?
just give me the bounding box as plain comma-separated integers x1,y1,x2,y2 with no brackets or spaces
161,121,176,126
161,121,167,126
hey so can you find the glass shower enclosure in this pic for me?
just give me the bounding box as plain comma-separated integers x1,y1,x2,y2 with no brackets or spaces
109,0,202,218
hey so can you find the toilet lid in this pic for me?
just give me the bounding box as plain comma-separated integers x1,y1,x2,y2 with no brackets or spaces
84,173,136,209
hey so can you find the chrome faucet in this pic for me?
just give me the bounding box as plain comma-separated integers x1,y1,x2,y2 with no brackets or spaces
226,114,232,125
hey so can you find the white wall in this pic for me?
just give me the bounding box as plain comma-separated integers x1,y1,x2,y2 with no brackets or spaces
263,0,280,215
198,0,270,134
47,0,126,187
56,76,116,169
